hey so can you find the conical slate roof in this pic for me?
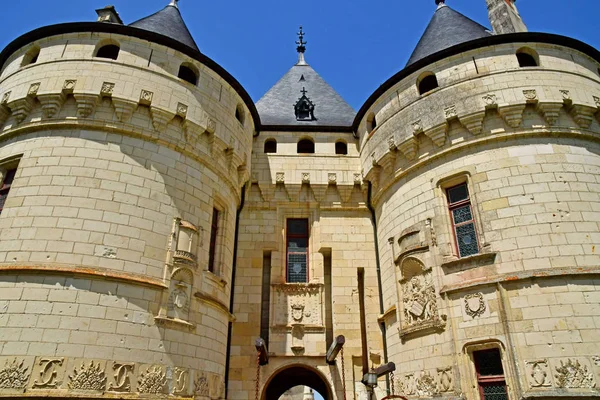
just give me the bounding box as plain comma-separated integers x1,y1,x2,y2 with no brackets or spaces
129,2,199,51
256,61,356,127
406,2,491,66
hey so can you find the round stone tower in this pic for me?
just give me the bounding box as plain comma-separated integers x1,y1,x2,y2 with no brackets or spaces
0,2,255,398
357,1,600,398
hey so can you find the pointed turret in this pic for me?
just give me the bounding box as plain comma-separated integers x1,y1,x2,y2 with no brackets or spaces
486,0,527,34
406,1,491,66
256,27,356,127
129,0,199,51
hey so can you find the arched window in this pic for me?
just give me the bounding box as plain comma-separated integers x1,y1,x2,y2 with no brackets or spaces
95,44,120,60
235,104,245,126
335,141,348,155
178,64,198,85
418,73,439,95
297,138,315,154
516,48,539,67
264,139,277,154
367,113,377,133
21,46,40,67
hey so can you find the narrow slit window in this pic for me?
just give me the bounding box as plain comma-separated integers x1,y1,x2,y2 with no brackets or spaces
0,168,17,215
447,183,480,258
287,219,309,283
208,208,220,273
474,349,508,400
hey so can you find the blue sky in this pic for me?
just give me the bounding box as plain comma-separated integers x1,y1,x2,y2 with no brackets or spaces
0,1,596,111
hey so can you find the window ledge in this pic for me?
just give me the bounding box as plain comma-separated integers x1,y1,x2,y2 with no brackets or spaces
522,391,600,398
440,252,497,270
203,269,227,288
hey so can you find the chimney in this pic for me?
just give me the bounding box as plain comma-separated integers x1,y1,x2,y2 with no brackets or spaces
486,0,527,34
95,5,123,25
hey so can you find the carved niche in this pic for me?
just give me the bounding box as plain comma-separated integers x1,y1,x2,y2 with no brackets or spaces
398,257,445,340
173,219,201,268
167,268,193,322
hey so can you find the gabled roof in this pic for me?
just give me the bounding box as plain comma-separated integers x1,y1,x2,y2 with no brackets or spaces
256,62,356,128
129,2,199,52
406,2,491,66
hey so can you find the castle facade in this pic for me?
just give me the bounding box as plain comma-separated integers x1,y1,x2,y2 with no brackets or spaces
0,1,599,399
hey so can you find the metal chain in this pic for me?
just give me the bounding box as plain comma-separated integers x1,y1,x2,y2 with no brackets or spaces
390,371,395,395
341,347,347,400
255,352,261,400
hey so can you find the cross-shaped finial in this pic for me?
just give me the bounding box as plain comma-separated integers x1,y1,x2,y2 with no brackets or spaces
169,0,179,7
301,87,308,97
296,26,307,54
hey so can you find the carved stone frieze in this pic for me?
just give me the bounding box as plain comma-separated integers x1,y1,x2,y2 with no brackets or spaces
107,362,134,392
172,367,190,396
194,374,209,396
111,98,137,123
412,120,423,135
276,172,285,183
139,89,154,106
560,89,571,101
437,367,453,393
31,358,64,389
28,82,40,97
554,359,596,389
176,102,188,119
464,292,486,318
482,93,498,108
593,356,600,367
137,365,167,394
68,361,107,391
151,107,174,132
399,368,454,396
354,173,362,185
526,360,551,388
0,358,30,390
62,79,77,93
416,371,438,396
444,105,457,120
302,172,310,183
328,173,337,184
523,89,538,102
460,110,486,135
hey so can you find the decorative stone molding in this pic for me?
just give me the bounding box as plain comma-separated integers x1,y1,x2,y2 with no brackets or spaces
31,358,64,389
412,120,423,135
354,173,362,185
464,292,486,318
101,82,115,97
68,361,107,391
594,96,600,108
537,102,563,126
62,79,77,93
328,173,337,185
276,172,285,183
0,359,30,389
416,371,438,396
560,89,571,101
554,359,596,389
195,374,209,396
176,102,188,119
425,124,447,147
569,104,596,128
523,89,538,103
593,356,600,367
498,104,526,128
8,97,35,124
139,89,154,106
137,365,167,394
37,93,66,118
444,105,457,120
74,93,99,118
482,93,498,108
107,362,134,392
398,137,418,161
526,360,551,388
460,111,486,135
111,98,137,123
1,91,11,105
302,172,310,183
172,368,190,396
437,367,453,393
28,82,40,97
272,283,324,329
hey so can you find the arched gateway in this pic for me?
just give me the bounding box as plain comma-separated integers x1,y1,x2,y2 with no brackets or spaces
262,365,334,400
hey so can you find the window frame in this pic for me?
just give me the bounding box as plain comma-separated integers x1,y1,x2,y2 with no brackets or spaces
446,182,481,258
473,348,508,400
208,207,220,274
0,157,21,216
286,219,310,283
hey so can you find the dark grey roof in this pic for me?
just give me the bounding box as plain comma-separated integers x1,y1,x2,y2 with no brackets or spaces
406,3,491,66
129,4,199,51
256,62,356,127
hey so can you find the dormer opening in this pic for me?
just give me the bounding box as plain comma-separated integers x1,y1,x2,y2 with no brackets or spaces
21,46,40,67
516,47,539,67
335,141,348,155
264,139,277,154
294,87,316,121
95,41,120,60
417,72,439,95
297,138,315,154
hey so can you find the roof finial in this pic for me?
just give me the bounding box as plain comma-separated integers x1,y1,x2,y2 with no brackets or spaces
169,0,179,7
435,0,446,8
296,26,308,65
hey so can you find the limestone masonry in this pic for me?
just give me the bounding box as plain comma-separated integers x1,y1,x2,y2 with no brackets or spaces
0,0,598,399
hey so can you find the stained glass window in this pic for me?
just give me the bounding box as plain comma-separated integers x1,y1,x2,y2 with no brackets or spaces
474,349,508,400
287,219,309,283
447,183,480,258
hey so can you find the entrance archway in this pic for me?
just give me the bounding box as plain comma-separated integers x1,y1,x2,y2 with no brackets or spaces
262,364,333,400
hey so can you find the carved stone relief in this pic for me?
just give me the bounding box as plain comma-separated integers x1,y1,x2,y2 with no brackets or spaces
276,172,285,183
0,358,30,389
101,82,115,96
464,293,486,318
594,96,600,108
107,362,134,392
593,356,600,367
483,93,498,107
272,283,323,328
68,361,107,391
523,89,538,102
137,365,167,394
526,360,551,388
172,367,190,396
398,368,453,396
194,374,209,396
554,359,596,389
416,371,438,396
31,358,65,389
167,268,193,322
444,105,457,120
398,257,444,338
437,367,453,393
139,89,154,106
